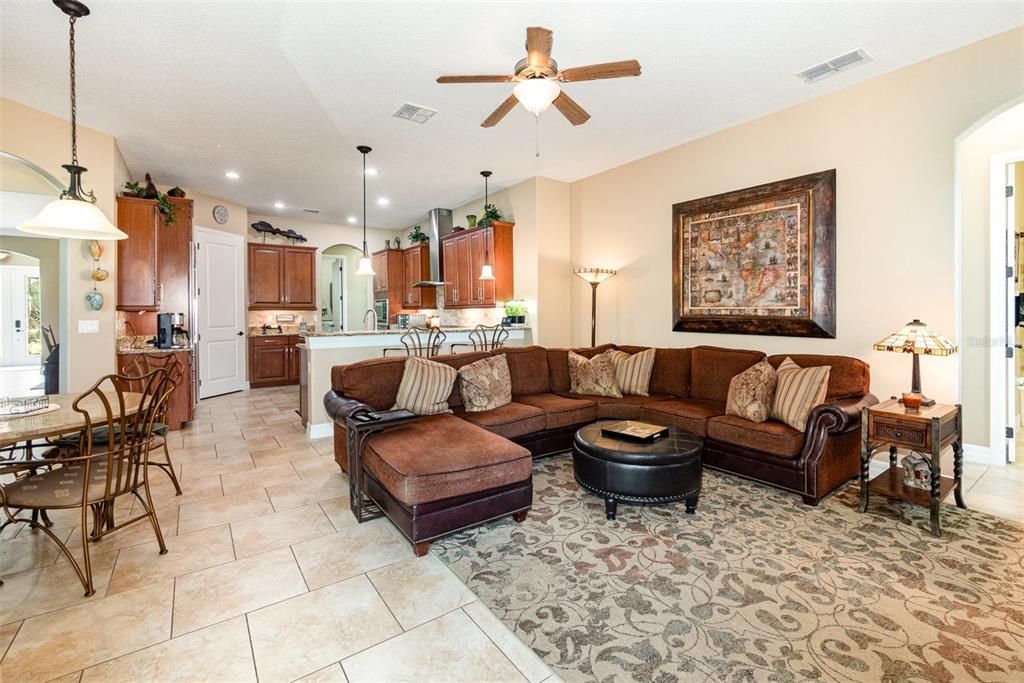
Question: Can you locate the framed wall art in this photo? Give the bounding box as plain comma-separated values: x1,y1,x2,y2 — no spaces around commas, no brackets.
671,169,836,338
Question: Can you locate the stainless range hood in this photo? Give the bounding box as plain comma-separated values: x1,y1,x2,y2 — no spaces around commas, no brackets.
412,208,453,287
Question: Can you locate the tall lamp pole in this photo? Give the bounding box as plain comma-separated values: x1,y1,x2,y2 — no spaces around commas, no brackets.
572,267,617,347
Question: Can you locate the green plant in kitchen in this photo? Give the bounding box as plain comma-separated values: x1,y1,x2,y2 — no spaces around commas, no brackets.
504,300,527,324
408,225,428,243
477,204,502,228
122,177,177,226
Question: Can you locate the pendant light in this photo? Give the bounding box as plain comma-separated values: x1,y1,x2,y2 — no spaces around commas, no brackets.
479,170,495,281
355,145,375,276
18,1,127,241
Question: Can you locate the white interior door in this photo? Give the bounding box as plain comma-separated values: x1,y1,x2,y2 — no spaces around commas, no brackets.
0,266,41,367
196,227,245,398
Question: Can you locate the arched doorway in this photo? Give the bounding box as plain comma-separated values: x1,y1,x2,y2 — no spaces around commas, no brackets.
321,243,373,331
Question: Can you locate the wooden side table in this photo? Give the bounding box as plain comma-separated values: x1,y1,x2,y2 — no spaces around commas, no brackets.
859,399,964,537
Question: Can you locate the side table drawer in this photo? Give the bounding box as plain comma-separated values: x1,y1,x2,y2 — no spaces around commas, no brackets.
870,416,929,449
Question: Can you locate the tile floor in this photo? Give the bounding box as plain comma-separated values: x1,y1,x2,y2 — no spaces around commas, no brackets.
0,386,558,683
2,386,1023,682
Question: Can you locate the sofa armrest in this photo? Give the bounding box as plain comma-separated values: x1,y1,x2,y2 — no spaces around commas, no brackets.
806,394,879,436
323,390,373,425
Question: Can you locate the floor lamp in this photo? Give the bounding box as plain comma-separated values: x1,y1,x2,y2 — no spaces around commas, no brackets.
573,267,616,347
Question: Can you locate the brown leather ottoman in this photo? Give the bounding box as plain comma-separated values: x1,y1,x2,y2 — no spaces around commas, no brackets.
572,421,703,520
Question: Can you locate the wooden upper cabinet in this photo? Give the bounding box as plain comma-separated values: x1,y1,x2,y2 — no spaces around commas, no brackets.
401,244,436,309
157,198,193,316
283,248,315,307
247,243,317,310
371,251,389,293
116,196,160,311
440,222,514,309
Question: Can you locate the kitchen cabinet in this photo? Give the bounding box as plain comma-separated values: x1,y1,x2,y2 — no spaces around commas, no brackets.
249,335,302,387
117,196,194,314
247,244,317,310
372,248,404,323
441,221,514,308
116,350,195,430
401,244,436,309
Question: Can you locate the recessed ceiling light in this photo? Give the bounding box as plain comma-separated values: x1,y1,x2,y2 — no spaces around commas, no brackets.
347,216,357,224
377,197,389,207
273,201,285,209
364,168,378,176
224,171,240,179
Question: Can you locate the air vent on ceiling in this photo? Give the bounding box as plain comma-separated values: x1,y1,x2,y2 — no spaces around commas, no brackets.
796,48,872,84
301,208,320,214
393,103,438,124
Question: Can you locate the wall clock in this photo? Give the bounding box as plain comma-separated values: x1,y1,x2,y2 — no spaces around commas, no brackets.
212,205,229,224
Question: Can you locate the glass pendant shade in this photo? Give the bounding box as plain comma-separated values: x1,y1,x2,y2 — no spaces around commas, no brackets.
356,254,375,276
18,197,127,240
513,78,561,116
479,263,495,281
573,267,617,285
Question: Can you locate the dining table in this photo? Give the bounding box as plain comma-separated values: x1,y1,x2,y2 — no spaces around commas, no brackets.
0,392,143,450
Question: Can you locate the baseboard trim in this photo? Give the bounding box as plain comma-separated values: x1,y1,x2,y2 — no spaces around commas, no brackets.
306,422,333,440
963,442,1003,466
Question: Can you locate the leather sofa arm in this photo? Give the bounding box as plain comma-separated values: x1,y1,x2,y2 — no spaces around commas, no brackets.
323,390,373,425
806,394,879,435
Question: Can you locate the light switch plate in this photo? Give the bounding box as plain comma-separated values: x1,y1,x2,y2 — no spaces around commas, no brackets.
78,320,99,334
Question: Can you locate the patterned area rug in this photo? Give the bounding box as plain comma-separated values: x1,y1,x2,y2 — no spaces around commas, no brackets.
433,455,1024,683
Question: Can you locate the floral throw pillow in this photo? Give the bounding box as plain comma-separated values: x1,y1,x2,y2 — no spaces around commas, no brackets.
725,361,778,423
458,355,512,413
568,350,622,398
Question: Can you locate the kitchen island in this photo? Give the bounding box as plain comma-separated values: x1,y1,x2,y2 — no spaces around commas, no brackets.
299,327,533,438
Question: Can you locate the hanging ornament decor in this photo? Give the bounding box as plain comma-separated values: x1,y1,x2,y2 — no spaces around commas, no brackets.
18,1,127,241
85,239,106,310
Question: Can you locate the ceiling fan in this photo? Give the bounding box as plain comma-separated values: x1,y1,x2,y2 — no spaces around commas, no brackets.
436,26,641,127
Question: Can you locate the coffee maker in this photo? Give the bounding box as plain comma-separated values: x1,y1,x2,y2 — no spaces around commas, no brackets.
156,313,175,349
155,312,190,349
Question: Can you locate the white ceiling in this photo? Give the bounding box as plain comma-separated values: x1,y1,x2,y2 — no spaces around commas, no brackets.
2,1,1020,228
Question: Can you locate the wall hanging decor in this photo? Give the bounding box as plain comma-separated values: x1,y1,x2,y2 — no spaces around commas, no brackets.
85,238,106,310
671,169,836,338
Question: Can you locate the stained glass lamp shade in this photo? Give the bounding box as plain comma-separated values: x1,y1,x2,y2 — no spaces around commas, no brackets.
873,319,957,406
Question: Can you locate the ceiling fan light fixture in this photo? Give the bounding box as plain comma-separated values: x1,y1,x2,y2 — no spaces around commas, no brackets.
513,78,560,116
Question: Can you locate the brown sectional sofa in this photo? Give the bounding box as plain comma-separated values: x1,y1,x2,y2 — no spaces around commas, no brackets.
325,344,877,555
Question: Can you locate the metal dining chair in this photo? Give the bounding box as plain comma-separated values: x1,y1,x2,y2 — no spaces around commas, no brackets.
118,353,185,496
381,327,448,358
449,324,510,354
0,369,171,596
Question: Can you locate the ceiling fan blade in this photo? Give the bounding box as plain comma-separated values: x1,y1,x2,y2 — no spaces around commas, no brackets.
481,95,519,128
552,91,590,126
559,60,642,82
436,75,512,84
525,26,553,68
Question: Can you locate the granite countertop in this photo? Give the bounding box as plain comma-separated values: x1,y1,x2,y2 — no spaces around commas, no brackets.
117,344,194,355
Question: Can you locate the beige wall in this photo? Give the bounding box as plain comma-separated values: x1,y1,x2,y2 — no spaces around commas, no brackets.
958,103,1024,447
1,97,121,391
568,28,1024,449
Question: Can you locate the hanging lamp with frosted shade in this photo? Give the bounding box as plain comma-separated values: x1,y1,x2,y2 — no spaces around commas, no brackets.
18,1,126,241
478,171,496,281
354,145,375,276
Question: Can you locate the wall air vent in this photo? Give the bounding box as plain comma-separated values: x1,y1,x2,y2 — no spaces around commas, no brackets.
301,208,320,214
393,103,438,124
796,48,872,84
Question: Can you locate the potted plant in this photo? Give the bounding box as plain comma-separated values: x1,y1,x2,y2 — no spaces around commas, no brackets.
466,214,477,228
504,300,527,325
477,204,502,228
122,179,177,226
408,225,428,244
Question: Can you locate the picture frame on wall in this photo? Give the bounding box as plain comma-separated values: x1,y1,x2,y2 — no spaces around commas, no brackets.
671,169,837,338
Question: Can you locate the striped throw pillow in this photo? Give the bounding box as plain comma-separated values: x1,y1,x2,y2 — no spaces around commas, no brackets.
607,348,656,396
392,356,457,416
770,357,831,431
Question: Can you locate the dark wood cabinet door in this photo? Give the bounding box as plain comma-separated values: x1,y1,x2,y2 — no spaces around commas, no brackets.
402,247,421,308
283,248,316,307
251,345,289,384
249,245,284,306
442,238,459,306
157,199,193,317
468,229,495,305
456,235,474,306
116,197,159,311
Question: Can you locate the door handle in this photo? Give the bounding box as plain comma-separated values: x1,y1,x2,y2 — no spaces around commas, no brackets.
158,284,164,303
237,331,244,336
